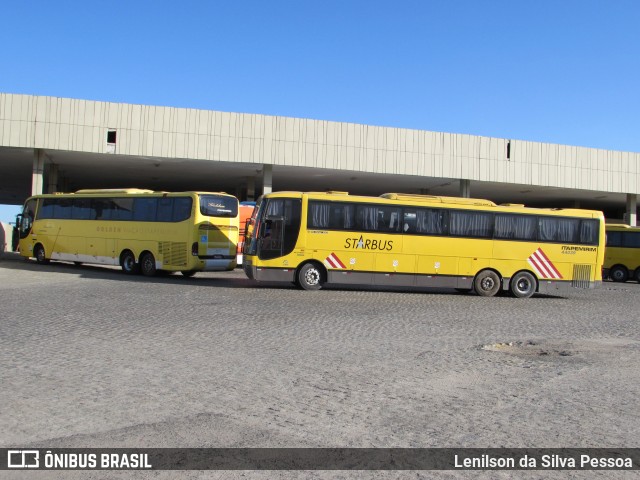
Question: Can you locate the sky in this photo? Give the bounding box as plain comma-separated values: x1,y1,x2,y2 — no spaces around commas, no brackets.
1,0,639,223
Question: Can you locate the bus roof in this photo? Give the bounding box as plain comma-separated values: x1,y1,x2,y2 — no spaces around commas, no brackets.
75,188,155,194
261,191,603,218
605,223,640,230
380,193,496,207
28,189,236,198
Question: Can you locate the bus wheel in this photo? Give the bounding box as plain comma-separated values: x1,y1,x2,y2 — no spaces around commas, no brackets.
610,265,628,283
181,271,196,277
297,262,325,291
140,252,157,277
510,271,537,298
473,270,501,297
635,268,640,283
120,251,140,275
34,244,49,264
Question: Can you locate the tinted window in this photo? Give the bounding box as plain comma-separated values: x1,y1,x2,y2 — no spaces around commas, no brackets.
579,220,599,245
172,197,193,222
355,205,401,233
110,198,134,220
38,199,55,219
623,232,640,248
92,199,113,220
606,231,622,247
200,195,238,218
72,198,94,220
156,198,174,222
494,214,536,240
133,198,158,221
54,199,73,219
539,217,579,243
450,211,493,238
308,201,356,230
416,208,447,235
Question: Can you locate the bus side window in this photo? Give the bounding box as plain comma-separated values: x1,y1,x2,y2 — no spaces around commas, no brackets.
156,198,174,222
403,211,417,233
623,232,640,248
173,197,193,222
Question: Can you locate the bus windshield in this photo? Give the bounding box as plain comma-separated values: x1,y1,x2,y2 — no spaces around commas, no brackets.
200,195,238,218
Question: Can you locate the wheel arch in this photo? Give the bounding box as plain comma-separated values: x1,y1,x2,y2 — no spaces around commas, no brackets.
295,259,328,280
33,242,47,259
473,267,503,282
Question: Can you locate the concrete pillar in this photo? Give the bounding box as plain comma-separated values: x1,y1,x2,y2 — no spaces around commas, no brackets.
262,164,273,195
32,149,45,196
47,164,59,194
459,179,470,198
624,193,637,226
246,176,255,201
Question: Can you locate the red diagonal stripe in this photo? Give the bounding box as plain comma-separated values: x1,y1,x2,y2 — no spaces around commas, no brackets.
535,248,563,279
529,253,552,278
331,253,346,269
325,255,339,269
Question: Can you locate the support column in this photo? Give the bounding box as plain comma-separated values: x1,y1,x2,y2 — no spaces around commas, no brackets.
47,164,59,194
459,179,470,198
246,176,255,201
262,164,273,195
32,149,45,196
624,193,637,226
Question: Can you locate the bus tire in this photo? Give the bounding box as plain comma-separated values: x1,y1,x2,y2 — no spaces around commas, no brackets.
510,271,537,298
609,265,628,283
181,270,196,277
140,252,157,277
34,244,49,264
120,250,139,275
634,268,640,283
297,262,325,291
473,269,501,297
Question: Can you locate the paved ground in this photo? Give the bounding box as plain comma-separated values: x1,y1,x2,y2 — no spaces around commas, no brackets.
1,252,639,479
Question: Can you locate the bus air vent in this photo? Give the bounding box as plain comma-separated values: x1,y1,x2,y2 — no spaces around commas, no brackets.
159,242,188,266
571,264,591,289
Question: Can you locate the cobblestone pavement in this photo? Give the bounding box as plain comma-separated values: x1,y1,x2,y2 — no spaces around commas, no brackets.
1,253,639,479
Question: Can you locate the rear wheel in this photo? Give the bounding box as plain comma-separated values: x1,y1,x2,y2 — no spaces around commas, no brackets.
297,262,325,291
610,265,628,283
634,268,640,283
140,252,157,277
473,269,501,297
510,271,537,298
181,270,196,277
120,251,139,275
34,244,49,264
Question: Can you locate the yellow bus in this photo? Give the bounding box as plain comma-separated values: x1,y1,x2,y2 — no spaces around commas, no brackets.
242,191,605,298
16,189,239,276
604,223,640,282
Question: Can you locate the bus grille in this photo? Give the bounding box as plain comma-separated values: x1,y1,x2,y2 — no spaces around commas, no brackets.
159,242,188,267
571,264,592,289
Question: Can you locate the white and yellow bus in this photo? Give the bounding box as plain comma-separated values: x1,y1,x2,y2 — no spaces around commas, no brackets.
604,223,640,282
16,189,239,276
242,191,605,298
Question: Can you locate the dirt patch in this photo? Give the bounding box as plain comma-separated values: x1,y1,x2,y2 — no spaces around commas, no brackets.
481,340,574,358
481,338,640,359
